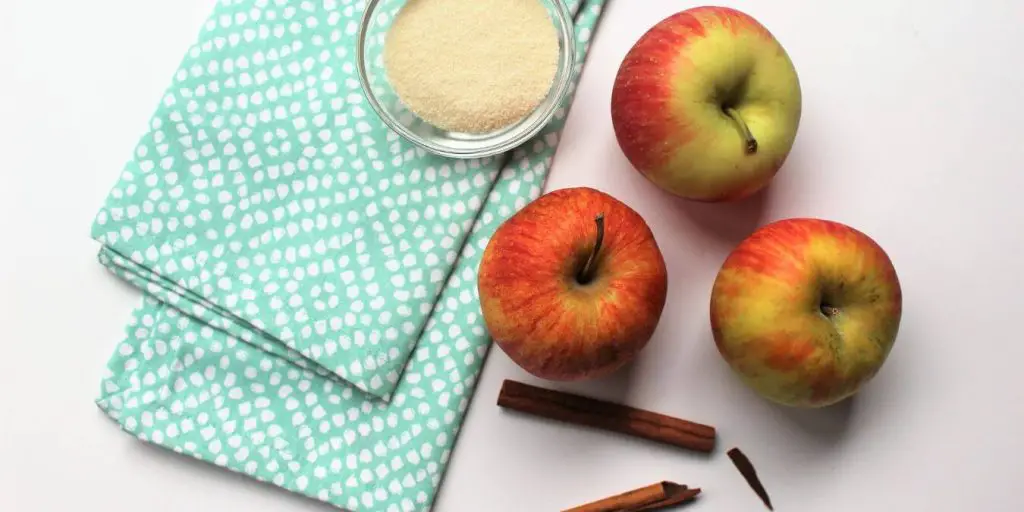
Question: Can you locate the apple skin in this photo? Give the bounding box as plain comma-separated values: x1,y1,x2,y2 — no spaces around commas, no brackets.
710,218,902,407
611,6,802,202
477,187,668,381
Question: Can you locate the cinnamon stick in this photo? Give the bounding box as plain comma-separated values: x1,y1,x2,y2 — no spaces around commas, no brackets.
561,481,700,512
727,447,773,510
631,486,702,511
496,379,716,453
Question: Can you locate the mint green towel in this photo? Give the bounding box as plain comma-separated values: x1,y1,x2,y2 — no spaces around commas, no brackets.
92,0,606,510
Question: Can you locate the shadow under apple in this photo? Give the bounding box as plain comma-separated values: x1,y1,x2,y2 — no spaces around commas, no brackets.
544,353,642,408
669,184,774,251
772,394,856,451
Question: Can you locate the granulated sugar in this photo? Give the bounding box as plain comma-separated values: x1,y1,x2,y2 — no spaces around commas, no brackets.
383,0,559,134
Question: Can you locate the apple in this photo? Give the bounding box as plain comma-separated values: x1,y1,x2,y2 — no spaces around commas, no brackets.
477,187,668,381
710,218,902,407
611,6,802,202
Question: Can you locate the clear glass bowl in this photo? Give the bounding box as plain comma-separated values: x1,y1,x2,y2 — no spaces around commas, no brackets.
356,0,577,159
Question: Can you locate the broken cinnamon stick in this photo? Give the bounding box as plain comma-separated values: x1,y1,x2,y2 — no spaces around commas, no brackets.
496,379,716,453
727,447,773,510
561,481,700,512
631,486,702,511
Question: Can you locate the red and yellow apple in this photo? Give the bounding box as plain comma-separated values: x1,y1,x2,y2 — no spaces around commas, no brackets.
710,218,902,407
611,6,802,202
477,187,668,381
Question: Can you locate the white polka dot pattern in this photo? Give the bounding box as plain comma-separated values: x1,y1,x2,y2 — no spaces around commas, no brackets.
93,0,606,510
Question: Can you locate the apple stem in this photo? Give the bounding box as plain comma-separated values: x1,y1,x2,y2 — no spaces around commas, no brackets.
725,107,758,154
577,213,605,285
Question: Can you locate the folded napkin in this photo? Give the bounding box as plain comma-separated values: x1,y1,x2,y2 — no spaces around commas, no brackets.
92,0,606,510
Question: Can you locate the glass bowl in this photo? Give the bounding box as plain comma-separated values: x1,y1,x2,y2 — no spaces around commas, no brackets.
355,0,577,159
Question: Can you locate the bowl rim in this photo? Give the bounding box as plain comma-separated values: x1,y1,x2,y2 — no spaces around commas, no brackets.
355,0,577,160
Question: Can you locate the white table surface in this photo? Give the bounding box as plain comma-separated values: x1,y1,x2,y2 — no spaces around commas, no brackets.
3,0,1024,510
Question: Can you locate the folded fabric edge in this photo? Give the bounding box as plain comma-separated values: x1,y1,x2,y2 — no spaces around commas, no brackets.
95,244,396,399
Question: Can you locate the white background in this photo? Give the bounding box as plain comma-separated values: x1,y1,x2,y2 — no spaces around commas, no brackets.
3,0,1024,510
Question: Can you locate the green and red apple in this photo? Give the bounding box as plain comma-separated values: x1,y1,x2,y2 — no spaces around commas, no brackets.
710,218,902,407
611,6,802,202
477,187,668,381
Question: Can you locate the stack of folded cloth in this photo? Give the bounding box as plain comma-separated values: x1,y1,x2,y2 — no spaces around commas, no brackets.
90,0,607,510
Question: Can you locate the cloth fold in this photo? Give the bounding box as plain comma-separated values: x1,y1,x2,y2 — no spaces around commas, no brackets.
92,0,606,510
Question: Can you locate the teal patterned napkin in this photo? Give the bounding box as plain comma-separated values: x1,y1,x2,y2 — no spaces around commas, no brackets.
92,0,606,510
